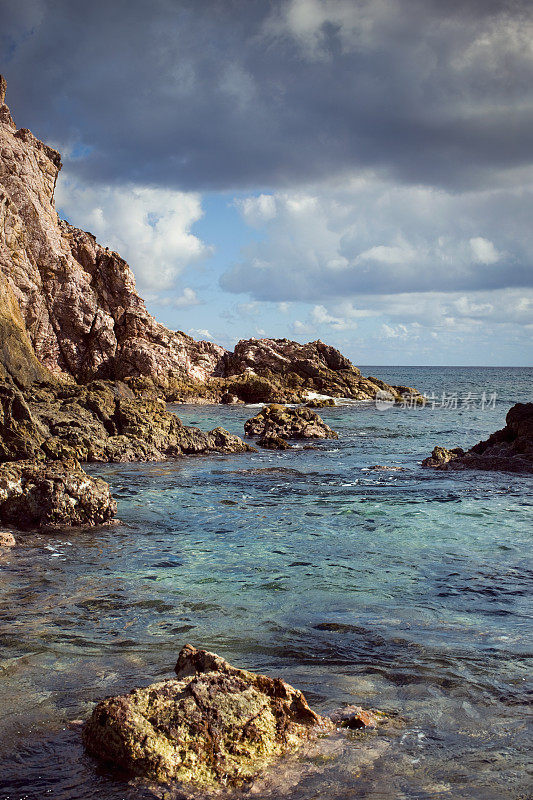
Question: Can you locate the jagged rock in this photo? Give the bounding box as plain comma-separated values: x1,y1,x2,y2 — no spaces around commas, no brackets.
83,644,333,787
220,392,241,404
223,339,419,402
0,77,225,384
0,380,254,463
422,446,465,468
0,458,116,529
257,434,291,450
245,404,338,440
422,403,533,473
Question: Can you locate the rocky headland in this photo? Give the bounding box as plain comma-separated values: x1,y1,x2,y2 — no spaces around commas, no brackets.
423,402,533,473
0,74,422,529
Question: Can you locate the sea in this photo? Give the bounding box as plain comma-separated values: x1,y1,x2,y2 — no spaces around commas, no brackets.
0,366,531,800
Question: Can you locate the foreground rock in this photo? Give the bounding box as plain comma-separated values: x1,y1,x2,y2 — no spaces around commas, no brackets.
422,403,533,473
0,458,116,529
83,645,333,787
245,404,338,440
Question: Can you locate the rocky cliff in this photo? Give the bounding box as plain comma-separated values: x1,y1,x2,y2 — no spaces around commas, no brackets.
0,75,415,406
0,75,224,384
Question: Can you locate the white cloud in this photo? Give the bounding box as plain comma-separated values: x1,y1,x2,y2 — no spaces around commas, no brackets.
470,237,500,264
56,175,211,291
188,328,212,339
156,287,201,308
223,174,533,299
236,194,277,226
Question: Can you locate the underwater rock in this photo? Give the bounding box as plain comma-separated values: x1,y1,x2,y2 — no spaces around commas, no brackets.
423,403,533,473
0,458,116,529
0,530,16,547
83,644,333,787
245,404,338,440
330,705,380,729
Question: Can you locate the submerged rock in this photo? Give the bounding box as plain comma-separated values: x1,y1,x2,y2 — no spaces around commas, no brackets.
245,404,338,440
330,705,381,729
83,644,333,787
0,458,116,529
0,530,16,547
423,403,533,473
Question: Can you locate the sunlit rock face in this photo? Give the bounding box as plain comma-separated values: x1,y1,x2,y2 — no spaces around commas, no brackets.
0,76,225,384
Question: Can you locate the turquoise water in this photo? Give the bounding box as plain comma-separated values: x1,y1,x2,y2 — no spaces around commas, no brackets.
0,367,531,799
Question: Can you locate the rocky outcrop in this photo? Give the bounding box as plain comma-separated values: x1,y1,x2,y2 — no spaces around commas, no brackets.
245,404,338,440
1,379,254,463
0,458,116,529
223,338,419,402
423,403,533,473
83,644,333,787
0,530,16,547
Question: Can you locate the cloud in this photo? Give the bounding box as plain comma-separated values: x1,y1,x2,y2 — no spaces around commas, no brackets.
469,237,500,264
156,287,201,308
188,328,212,339
2,0,532,192
55,175,211,291
221,176,533,300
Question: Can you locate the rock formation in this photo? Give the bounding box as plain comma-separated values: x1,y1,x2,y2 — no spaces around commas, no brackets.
83,644,334,787
0,75,419,405
0,458,116,529
1,379,254,464
423,403,533,473
245,404,338,440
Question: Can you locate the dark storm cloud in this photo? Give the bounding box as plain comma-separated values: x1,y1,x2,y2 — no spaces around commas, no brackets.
1,0,531,192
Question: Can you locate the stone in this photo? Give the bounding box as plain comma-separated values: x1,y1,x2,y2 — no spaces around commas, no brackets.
423,403,533,473
0,530,16,547
245,404,338,440
83,644,333,787
330,705,380,729
0,458,117,530
305,397,336,408
422,446,465,468
257,434,291,450
220,392,241,404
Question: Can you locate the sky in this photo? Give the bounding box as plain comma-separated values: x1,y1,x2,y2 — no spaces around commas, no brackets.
1,0,532,365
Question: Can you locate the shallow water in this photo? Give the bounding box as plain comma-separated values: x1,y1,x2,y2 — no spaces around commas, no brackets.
0,366,531,799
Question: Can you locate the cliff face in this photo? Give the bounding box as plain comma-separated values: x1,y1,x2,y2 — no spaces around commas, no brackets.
0,77,225,383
